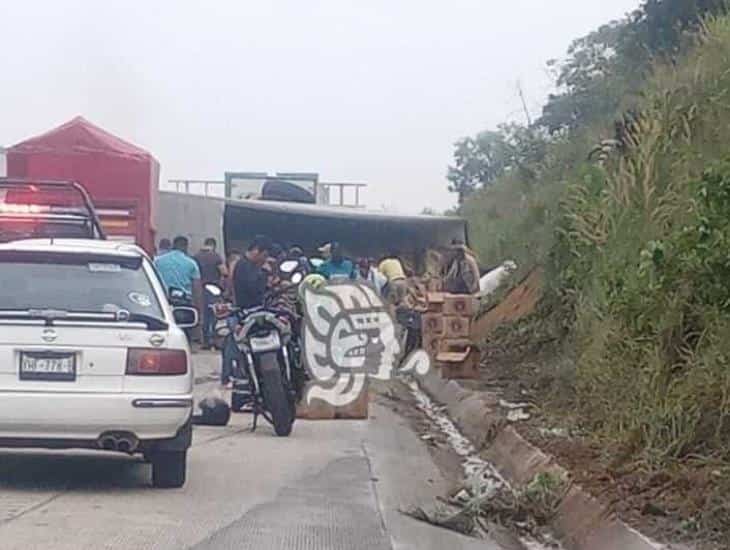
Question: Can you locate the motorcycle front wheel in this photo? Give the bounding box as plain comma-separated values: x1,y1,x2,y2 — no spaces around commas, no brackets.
259,352,294,436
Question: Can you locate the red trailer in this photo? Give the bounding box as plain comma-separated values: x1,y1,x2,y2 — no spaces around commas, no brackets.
6,117,159,254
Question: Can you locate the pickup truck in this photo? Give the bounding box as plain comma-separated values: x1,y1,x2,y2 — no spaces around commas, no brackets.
0,178,106,243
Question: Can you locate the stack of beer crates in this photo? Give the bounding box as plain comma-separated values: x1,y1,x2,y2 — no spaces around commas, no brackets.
296,381,370,420
421,292,480,380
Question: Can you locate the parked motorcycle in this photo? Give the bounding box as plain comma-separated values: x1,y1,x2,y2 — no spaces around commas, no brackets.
205,283,300,436
278,257,321,284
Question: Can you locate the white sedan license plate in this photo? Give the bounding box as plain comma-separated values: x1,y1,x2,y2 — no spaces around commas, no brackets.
20,352,76,382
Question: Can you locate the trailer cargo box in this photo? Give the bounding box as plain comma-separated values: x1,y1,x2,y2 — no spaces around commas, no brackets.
157,191,468,268
221,197,468,263
6,117,159,254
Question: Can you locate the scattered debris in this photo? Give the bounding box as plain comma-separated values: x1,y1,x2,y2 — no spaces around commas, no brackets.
452,488,471,503
406,378,564,548
507,409,531,422
499,399,531,410
537,427,569,438
403,504,478,536
406,379,505,492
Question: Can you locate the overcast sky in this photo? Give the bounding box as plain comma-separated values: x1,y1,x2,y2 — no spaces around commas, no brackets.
0,1,639,213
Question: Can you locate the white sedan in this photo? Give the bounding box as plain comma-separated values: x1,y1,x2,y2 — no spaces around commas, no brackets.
0,239,196,488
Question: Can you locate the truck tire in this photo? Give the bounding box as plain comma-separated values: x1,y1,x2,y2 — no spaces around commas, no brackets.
259,352,294,437
151,450,187,488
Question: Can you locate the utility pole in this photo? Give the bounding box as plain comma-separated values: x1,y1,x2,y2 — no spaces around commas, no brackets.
517,80,532,127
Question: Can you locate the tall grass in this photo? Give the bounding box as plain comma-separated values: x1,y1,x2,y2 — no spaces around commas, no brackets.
467,14,730,466
462,130,599,280
564,16,730,463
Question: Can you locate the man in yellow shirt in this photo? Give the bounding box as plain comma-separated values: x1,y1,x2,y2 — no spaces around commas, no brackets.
378,252,407,306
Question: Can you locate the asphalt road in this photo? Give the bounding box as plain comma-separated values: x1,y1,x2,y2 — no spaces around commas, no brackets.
0,352,506,550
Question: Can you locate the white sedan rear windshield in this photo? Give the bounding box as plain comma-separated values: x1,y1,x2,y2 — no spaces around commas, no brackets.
0,252,163,318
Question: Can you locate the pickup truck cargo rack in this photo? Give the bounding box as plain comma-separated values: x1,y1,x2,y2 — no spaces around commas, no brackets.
0,178,106,242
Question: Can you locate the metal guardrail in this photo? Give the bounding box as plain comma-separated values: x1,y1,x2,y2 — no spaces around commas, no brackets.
168,179,225,197
319,182,367,208
167,178,367,207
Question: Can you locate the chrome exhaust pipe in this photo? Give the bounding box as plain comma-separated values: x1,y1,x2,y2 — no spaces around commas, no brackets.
116,436,138,454
99,435,117,451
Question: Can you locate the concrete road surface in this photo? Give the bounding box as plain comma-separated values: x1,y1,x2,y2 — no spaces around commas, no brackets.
0,353,506,550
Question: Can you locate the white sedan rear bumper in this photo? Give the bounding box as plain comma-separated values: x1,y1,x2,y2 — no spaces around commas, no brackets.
0,391,193,442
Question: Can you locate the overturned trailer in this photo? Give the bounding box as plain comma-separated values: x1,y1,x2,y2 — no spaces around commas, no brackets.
158,191,467,267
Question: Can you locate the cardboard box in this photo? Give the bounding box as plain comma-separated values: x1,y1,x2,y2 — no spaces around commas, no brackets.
440,358,480,380
426,292,445,313
296,380,370,420
437,347,480,380
421,313,444,334
439,338,473,353
443,315,471,339
443,294,478,317
334,381,370,419
296,397,336,420
423,333,442,360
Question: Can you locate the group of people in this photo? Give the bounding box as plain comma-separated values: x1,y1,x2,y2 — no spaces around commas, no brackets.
153,235,230,349
152,235,412,346
154,234,284,347
152,234,479,352
312,239,481,299
311,241,408,306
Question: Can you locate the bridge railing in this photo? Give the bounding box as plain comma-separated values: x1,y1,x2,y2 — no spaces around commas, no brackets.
166,178,367,207
167,179,225,197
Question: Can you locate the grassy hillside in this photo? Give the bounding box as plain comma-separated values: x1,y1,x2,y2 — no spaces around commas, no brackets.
464,13,730,513
564,17,730,462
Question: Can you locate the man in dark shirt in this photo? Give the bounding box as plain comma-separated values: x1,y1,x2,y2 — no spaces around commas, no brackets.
194,238,228,349
233,235,272,309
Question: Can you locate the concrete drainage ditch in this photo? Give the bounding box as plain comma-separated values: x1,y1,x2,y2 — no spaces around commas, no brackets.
406,378,563,550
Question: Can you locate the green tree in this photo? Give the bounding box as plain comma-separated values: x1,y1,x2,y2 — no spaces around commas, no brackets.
447,124,548,203
537,0,727,134
447,131,511,204
498,123,549,179
538,20,643,133
637,0,727,55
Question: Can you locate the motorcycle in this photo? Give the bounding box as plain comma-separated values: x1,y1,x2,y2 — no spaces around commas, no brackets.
274,259,311,398
205,283,301,437
278,256,323,284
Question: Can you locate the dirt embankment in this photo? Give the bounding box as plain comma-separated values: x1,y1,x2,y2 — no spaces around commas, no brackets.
468,272,727,549
471,268,543,342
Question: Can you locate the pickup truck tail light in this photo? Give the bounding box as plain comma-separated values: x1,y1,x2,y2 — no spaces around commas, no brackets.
126,349,188,375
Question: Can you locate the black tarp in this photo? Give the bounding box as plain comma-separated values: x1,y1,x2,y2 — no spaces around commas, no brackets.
261,179,315,203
